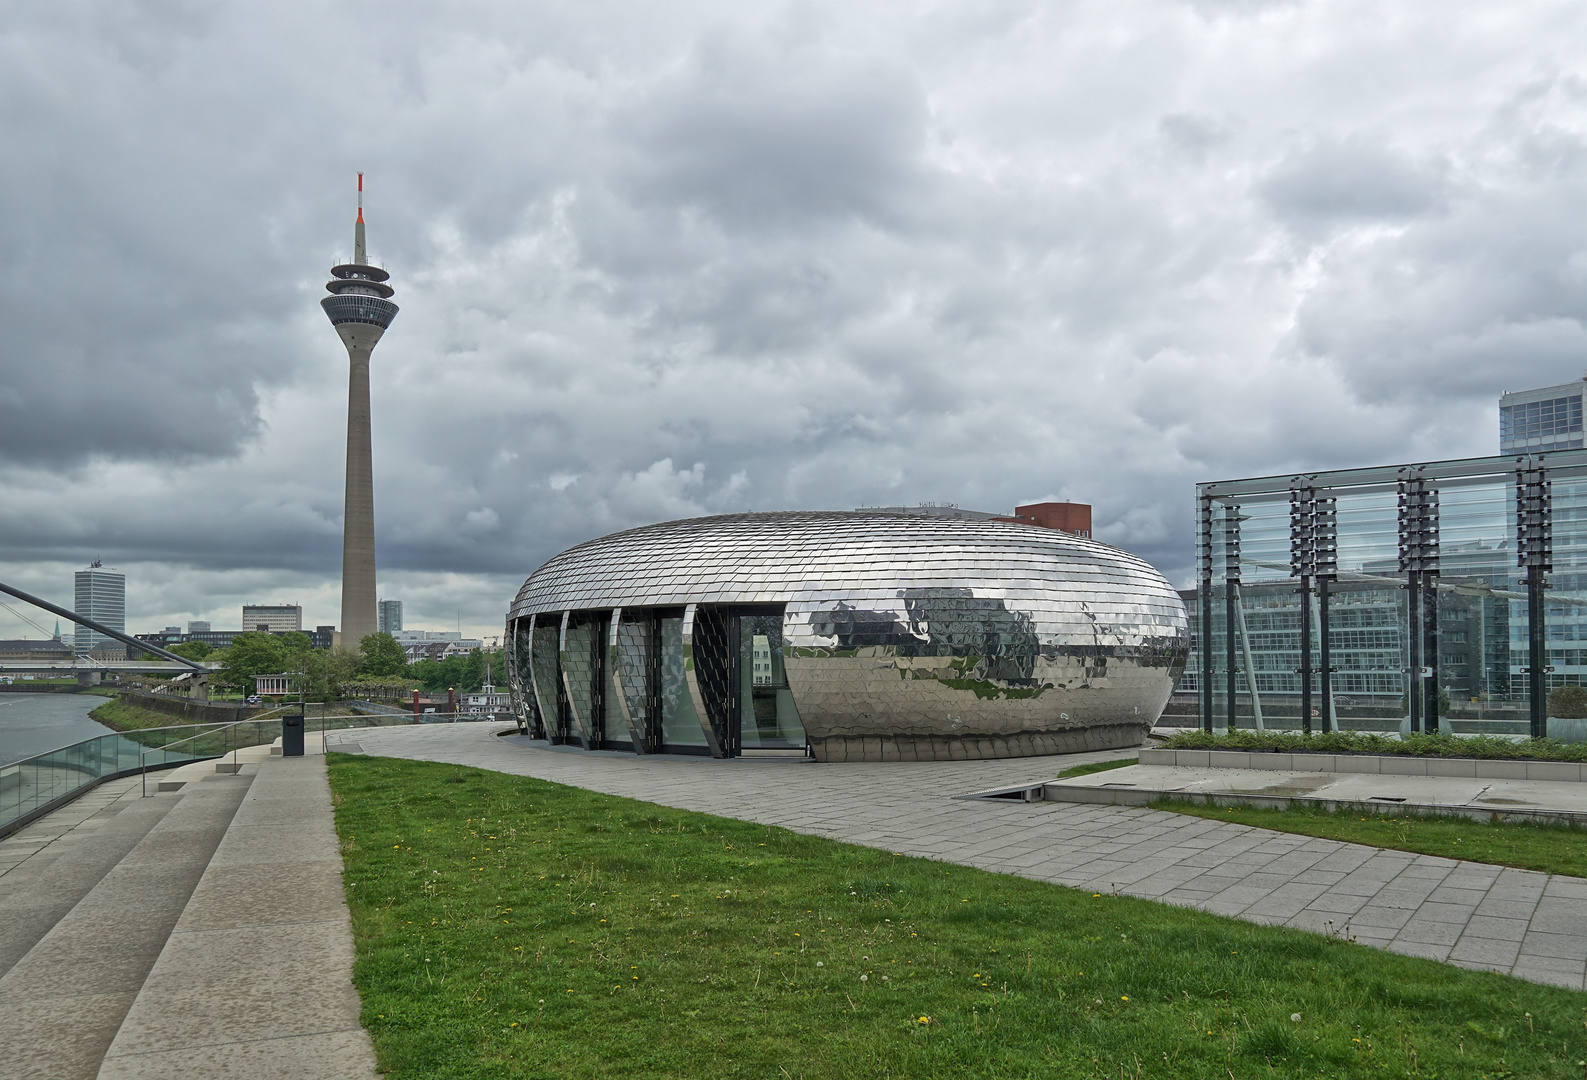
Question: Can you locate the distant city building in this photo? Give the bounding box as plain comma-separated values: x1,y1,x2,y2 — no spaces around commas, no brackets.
459,684,511,717
74,562,126,660
255,673,292,696
378,599,403,635
185,630,239,649
393,630,463,643
187,620,210,633
1500,377,1585,454
242,604,302,634
0,637,74,663
404,638,484,663
133,623,335,659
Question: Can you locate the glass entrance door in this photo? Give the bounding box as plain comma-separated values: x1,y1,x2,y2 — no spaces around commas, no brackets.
737,610,805,750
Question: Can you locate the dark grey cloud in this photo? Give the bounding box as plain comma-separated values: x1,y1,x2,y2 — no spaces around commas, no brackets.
3,1,1587,638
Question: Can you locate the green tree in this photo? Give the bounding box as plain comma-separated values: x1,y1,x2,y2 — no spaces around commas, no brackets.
216,632,292,694
408,648,504,692
167,640,213,661
359,632,409,677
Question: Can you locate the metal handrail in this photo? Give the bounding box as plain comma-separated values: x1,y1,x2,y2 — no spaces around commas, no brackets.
140,719,261,796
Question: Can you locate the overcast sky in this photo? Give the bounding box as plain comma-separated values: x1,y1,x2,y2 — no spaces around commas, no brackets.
1,1,1582,640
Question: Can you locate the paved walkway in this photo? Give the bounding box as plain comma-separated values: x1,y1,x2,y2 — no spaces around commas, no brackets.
346,723,1587,991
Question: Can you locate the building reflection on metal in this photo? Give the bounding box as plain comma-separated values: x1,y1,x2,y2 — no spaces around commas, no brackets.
505,512,1187,762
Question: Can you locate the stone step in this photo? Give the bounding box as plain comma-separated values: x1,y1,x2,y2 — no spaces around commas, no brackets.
0,772,253,1080
96,755,378,1079
0,785,180,980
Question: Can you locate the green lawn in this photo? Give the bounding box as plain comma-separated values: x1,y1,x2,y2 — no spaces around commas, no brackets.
89,698,184,731
1055,757,1136,779
1156,799,1587,879
327,754,1587,1079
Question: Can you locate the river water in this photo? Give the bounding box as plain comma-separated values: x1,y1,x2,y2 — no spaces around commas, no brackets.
0,693,115,766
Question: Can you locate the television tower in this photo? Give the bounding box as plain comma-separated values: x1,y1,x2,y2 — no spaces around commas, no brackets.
322,174,398,647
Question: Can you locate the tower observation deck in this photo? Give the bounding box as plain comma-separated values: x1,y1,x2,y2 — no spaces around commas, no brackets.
322,174,398,646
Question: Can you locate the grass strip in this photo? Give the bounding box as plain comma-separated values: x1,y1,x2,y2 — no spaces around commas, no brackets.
1162,728,1587,762
1154,799,1587,879
328,753,1587,1079
88,698,183,731
1055,757,1136,779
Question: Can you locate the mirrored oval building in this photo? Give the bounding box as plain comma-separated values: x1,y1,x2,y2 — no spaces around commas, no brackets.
505,512,1187,762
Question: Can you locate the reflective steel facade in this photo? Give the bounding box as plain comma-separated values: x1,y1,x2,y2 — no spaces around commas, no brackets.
505,512,1187,761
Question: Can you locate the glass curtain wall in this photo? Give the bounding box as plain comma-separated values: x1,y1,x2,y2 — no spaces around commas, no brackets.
1193,451,1587,737
562,614,607,749
511,618,542,735
530,619,566,743
613,611,655,752
660,615,706,751
738,609,805,750
691,606,739,755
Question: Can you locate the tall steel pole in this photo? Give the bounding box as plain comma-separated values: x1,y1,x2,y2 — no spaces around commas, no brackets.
1517,464,1551,740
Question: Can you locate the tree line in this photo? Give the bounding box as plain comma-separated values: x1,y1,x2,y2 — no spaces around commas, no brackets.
156,632,505,700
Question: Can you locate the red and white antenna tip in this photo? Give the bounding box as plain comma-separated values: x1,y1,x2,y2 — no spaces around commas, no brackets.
356,172,364,223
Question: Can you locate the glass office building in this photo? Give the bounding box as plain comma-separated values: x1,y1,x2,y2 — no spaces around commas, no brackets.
1501,380,1585,454
505,512,1187,761
1183,449,1587,737
73,563,126,660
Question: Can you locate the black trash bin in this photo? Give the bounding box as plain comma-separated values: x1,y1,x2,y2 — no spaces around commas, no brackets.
282,709,305,757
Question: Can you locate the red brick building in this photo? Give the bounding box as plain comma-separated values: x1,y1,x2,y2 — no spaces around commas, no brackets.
1000,501,1092,538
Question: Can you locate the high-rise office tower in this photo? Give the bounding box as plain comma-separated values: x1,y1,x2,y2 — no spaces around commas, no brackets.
1500,377,1585,454
377,599,403,635
322,174,399,646
74,561,126,659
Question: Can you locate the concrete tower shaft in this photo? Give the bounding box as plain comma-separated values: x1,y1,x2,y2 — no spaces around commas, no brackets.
322,173,399,647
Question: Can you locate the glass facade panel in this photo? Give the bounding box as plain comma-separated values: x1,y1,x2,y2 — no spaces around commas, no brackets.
530,621,563,742
614,611,653,751
691,606,737,753
511,619,541,734
1186,450,1587,737
738,612,805,749
1500,395,1584,454
660,616,705,747
562,616,603,747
